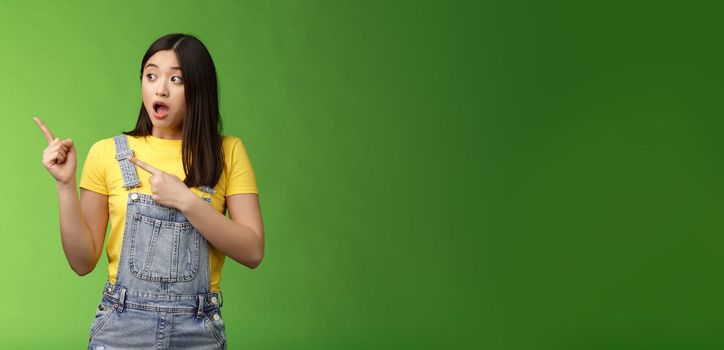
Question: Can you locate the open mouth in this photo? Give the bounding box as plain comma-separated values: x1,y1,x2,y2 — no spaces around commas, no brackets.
152,101,170,118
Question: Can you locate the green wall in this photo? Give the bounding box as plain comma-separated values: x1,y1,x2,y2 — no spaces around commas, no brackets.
1,0,720,349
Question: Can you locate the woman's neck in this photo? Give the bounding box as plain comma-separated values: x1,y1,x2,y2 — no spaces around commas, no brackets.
152,126,182,140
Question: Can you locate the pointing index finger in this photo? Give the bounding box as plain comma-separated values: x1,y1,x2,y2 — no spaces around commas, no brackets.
33,117,55,143
128,156,161,175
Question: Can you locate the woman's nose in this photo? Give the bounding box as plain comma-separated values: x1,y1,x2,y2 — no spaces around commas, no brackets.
155,82,169,97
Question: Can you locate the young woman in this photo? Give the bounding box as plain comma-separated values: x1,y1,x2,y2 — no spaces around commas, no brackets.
34,33,264,349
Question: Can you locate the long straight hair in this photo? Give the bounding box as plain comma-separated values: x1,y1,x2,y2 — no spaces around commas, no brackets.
124,33,224,189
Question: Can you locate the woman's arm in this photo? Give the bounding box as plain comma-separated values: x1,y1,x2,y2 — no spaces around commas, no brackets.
180,193,264,269
57,184,109,275
35,117,109,276
128,156,264,269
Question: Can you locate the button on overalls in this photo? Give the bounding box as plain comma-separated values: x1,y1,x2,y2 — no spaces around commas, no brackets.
87,134,227,349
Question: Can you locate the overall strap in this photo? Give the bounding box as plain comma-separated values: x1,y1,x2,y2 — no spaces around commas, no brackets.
113,134,141,189
199,185,216,203
199,185,216,195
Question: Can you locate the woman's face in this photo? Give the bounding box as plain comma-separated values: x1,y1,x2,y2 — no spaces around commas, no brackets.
141,50,186,138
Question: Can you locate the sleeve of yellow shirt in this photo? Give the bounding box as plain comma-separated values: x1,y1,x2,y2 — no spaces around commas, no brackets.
225,136,259,196
79,138,109,195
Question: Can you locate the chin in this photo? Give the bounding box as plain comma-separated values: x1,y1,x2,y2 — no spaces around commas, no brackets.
153,118,181,129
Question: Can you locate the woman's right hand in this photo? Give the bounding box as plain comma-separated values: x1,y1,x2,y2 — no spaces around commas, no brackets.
34,116,77,186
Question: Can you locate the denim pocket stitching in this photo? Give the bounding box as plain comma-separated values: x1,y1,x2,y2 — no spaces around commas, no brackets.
202,311,226,346
129,212,201,282
89,300,116,340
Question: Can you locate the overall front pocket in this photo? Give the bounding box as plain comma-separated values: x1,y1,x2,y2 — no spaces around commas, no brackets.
129,212,202,282
203,307,227,347
89,297,116,341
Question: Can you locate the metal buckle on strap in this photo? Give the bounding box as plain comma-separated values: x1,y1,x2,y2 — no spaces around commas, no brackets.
199,185,216,195
115,149,135,160
199,185,215,204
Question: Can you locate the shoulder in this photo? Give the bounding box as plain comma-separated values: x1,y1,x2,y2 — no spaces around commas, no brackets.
93,136,115,145
221,135,254,166
81,136,117,175
222,135,244,149
87,136,117,156
221,135,250,156
86,135,136,163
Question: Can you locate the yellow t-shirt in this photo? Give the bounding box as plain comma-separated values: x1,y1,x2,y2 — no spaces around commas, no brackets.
79,134,259,292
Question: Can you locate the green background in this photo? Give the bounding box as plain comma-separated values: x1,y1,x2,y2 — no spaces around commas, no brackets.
0,0,720,349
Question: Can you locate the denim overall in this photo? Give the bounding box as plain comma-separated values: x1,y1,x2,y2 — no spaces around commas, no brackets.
87,134,227,349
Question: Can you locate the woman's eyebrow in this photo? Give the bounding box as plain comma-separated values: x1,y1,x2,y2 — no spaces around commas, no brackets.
144,63,182,71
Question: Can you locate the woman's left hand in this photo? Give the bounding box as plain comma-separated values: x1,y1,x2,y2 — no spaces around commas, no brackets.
128,156,198,210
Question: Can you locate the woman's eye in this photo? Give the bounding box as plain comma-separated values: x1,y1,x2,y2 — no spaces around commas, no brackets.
171,76,183,84
146,73,156,81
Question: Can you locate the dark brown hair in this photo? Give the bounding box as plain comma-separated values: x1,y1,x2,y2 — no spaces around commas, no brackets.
124,33,223,189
